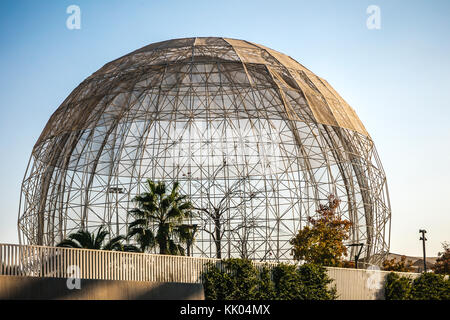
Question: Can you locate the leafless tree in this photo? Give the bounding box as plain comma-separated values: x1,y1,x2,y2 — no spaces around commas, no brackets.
231,215,261,259
191,159,258,259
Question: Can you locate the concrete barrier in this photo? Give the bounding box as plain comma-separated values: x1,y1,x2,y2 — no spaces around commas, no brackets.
0,275,205,300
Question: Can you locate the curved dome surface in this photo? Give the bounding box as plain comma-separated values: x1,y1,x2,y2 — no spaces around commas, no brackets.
19,37,391,263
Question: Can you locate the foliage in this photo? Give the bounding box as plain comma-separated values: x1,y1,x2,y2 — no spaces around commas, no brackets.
271,263,303,300
433,242,450,275
127,180,194,255
297,263,337,299
202,262,233,300
202,259,252,300
202,259,337,300
56,226,128,251
410,272,450,300
382,255,414,272
175,224,198,256
257,265,276,299
272,263,336,300
341,260,356,268
384,272,413,300
202,259,261,300
225,259,261,299
385,271,450,300
290,195,352,267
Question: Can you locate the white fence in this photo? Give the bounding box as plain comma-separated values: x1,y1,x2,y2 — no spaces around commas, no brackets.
0,243,276,283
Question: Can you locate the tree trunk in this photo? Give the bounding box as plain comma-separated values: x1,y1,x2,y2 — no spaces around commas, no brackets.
159,241,167,254
187,241,191,257
214,213,222,259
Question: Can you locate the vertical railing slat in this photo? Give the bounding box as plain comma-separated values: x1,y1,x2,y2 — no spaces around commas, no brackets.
11,245,14,276
105,251,108,280
113,252,116,280
7,245,10,275
53,247,57,278
107,251,110,280
13,245,16,276
77,249,80,279
0,244,3,275
117,252,120,281
102,251,105,280
87,250,90,279
100,251,103,280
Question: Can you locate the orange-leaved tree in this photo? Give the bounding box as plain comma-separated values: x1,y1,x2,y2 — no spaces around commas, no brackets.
290,195,352,267
433,242,450,275
382,255,414,272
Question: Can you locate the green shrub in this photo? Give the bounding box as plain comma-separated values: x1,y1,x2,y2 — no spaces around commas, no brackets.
202,259,337,300
385,271,450,300
257,265,276,299
202,259,261,300
202,262,230,300
272,263,304,299
410,272,450,300
297,263,337,300
384,272,412,300
223,259,260,300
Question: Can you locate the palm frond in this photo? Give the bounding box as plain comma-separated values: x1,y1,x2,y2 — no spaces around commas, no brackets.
128,218,148,229
140,229,156,252
56,239,82,248
127,179,194,256
102,235,124,251
94,226,110,249
68,230,94,249
122,244,142,252
127,227,145,240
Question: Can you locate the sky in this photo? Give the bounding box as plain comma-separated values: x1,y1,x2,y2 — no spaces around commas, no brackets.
0,0,449,257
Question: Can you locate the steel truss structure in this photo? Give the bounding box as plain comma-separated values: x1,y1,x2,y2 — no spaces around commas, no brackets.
18,37,391,264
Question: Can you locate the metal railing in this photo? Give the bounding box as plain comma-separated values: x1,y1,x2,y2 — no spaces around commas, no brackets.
0,243,278,283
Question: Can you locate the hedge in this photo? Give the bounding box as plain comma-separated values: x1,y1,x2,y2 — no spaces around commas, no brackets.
385,271,450,300
202,258,337,300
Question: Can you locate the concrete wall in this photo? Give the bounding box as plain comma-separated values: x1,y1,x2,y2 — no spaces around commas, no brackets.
326,267,419,300
0,275,204,300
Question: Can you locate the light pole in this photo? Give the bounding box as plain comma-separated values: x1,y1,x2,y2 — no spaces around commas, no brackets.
108,187,125,235
347,243,364,269
419,229,427,272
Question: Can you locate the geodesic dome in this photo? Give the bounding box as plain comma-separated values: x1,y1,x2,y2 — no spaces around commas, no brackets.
18,37,391,263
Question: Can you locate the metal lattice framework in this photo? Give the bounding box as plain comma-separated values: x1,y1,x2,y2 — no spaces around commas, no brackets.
18,37,391,264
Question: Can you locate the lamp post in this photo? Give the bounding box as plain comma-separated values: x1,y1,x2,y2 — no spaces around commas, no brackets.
419,229,427,272
108,187,125,235
347,243,364,269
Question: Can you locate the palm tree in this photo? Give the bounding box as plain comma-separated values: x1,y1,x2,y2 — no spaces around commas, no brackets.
176,224,198,256
127,180,193,255
57,226,130,251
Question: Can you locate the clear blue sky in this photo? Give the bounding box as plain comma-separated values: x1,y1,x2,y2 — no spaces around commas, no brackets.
0,0,449,257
